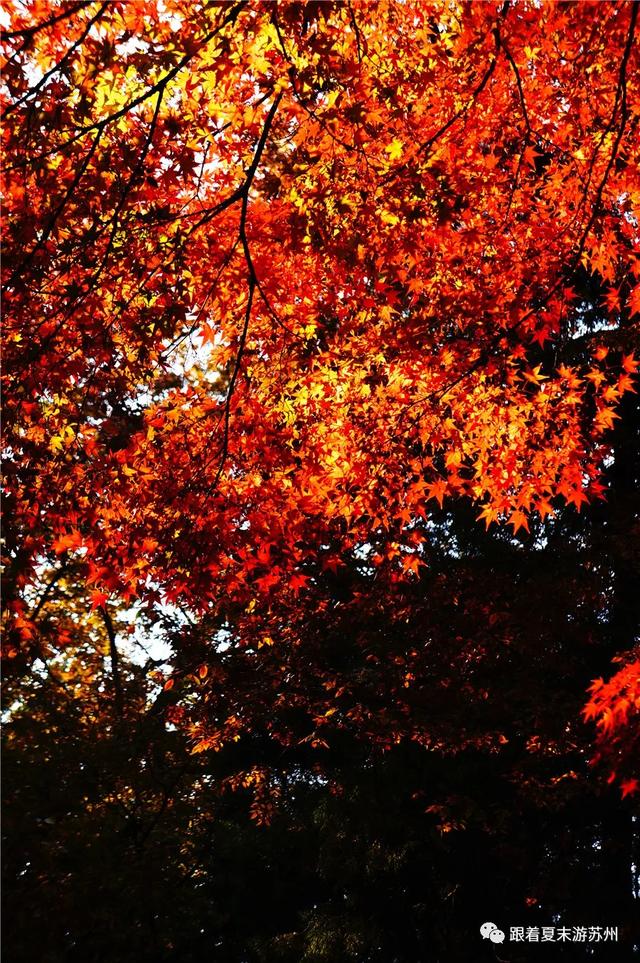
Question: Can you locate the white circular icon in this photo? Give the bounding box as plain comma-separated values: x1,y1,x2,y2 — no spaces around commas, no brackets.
490,928,506,943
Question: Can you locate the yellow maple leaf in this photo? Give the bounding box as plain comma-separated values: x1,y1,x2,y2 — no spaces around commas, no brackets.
385,138,403,161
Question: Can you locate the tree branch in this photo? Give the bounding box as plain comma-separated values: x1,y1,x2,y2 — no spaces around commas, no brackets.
99,605,124,719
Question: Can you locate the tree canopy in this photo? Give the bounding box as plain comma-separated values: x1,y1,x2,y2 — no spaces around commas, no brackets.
2,1,639,960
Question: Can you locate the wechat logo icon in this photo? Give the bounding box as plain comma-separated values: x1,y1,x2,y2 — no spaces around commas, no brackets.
480,922,506,944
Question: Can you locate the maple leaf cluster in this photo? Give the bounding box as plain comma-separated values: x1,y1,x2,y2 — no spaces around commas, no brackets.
584,651,640,798
2,0,639,803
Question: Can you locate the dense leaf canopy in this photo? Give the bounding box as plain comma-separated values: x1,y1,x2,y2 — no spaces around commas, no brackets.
2,1,639,959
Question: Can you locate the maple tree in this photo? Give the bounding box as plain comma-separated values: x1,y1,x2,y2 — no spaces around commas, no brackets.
4,456,639,960
2,1,640,957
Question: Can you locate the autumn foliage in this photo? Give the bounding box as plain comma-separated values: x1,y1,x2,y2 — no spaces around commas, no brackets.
2,1,640,957
584,650,640,798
